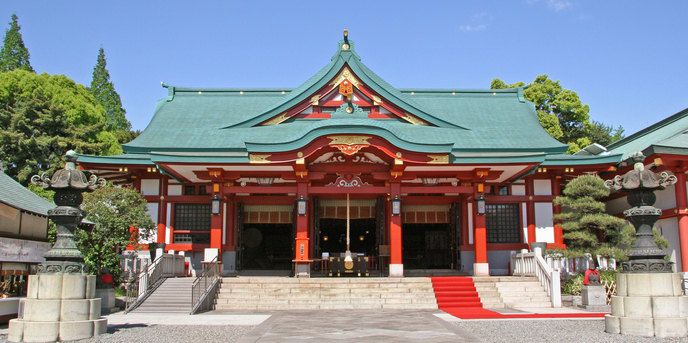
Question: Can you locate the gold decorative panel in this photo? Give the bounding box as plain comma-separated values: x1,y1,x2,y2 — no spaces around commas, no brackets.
427,154,449,164
249,154,272,164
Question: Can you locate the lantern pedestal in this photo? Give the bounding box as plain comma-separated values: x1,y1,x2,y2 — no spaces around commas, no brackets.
605,273,688,338
8,275,107,342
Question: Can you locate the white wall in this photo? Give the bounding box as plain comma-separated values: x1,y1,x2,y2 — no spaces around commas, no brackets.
656,218,680,272
168,185,182,196
512,185,526,196
655,185,677,210
534,180,552,196
534,203,555,243
140,179,160,196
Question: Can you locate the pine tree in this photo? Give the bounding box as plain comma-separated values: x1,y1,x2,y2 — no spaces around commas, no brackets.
89,47,130,131
0,14,33,72
552,175,627,259
552,174,669,262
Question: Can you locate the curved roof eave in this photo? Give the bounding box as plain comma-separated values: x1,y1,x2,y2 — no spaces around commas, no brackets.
244,123,454,154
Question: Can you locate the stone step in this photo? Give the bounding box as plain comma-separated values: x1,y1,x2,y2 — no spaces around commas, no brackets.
504,301,553,308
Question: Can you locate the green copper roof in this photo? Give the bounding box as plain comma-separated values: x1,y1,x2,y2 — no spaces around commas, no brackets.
606,107,688,160
113,37,570,161
0,169,54,216
541,153,622,166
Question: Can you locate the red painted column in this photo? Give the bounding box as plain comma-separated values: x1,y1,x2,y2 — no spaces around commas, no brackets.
389,182,403,276
210,183,223,261
473,185,489,276
552,177,565,247
294,182,310,277
474,215,487,264
675,173,688,272
526,177,537,247
157,177,168,244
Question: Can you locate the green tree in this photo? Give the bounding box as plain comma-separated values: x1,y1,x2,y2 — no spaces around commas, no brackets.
89,47,131,132
552,174,668,262
552,175,628,258
0,14,33,72
0,88,104,184
0,69,124,184
491,75,624,153
78,184,155,284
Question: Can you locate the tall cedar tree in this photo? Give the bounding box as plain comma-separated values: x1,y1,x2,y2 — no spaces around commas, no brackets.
491,76,624,154
89,48,131,132
552,175,629,259
0,89,103,184
79,184,155,284
0,14,33,72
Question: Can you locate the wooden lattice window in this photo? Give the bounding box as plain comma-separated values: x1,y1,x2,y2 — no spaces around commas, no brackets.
485,203,520,243
174,204,211,231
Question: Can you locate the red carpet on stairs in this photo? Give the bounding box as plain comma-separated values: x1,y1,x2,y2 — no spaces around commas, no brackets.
430,276,608,320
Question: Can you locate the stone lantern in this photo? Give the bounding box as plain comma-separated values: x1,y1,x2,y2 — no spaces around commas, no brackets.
8,151,108,342
604,151,686,338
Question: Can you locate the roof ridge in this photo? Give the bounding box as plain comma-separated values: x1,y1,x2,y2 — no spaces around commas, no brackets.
607,106,688,151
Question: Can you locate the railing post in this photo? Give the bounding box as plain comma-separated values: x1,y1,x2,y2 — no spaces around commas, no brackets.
551,270,561,307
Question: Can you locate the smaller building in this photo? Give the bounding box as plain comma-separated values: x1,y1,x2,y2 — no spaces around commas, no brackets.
0,163,52,322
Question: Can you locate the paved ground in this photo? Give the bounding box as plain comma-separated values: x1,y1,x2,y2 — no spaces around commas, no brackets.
2,308,687,342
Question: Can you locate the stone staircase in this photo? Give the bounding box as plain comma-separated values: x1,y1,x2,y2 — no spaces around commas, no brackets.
473,276,552,308
131,277,194,313
215,277,438,310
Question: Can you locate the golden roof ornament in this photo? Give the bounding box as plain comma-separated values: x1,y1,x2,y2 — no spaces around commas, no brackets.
342,29,350,51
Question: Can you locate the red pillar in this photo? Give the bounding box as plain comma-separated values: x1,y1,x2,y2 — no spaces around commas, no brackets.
157,177,168,244
473,185,489,276
526,177,537,247
389,182,403,276
294,182,310,277
675,173,688,272
552,177,565,247
210,184,223,260
474,215,487,264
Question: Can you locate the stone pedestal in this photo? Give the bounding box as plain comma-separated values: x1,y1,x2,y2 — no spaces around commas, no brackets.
389,264,404,277
8,274,107,342
578,285,611,312
95,288,119,315
473,263,489,276
605,273,688,338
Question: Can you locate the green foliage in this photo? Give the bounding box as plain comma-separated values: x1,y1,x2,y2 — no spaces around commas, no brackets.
0,69,106,126
561,269,618,295
0,70,129,184
88,48,131,132
491,75,625,153
553,175,628,258
0,14,32,72
0,88,105,185
78,184,156,284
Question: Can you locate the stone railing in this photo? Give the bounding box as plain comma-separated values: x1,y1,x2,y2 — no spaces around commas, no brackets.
511,248,561,307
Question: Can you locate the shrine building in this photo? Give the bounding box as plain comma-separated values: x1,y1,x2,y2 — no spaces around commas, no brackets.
79,31,653,277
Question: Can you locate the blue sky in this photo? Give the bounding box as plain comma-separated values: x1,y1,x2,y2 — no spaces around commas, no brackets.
2,1,687,138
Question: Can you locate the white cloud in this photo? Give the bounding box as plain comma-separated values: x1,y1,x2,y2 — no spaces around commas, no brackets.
548,0,572,12
460,24,486,32
527,0,573,12
459,12,491,32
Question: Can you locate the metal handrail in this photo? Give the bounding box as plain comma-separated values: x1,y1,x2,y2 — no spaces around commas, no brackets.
511,249,561,307
125,255,163,313
191,256,221,314
124,253,186,313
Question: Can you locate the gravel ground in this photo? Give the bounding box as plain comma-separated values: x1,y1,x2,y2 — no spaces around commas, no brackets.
0,325,255,343
454,320,688,343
